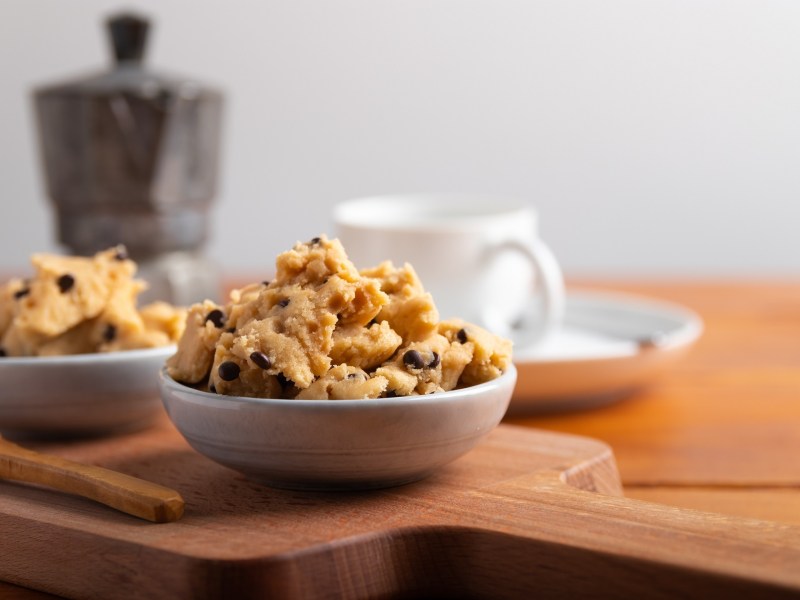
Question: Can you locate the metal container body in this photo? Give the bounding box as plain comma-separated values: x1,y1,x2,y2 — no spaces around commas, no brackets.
34,70,223,257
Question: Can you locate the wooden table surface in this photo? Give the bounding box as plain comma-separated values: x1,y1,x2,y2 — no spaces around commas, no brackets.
2,280,799,598
507,280,800,526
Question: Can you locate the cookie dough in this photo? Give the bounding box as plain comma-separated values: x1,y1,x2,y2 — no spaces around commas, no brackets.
0,247,186,357
360,262,438,342
167,235,512,400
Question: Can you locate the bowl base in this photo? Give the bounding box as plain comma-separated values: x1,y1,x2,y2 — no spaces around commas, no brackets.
245,470,435,492
0,414,160,442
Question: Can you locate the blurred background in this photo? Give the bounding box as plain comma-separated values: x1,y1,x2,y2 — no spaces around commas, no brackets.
1,0,799,277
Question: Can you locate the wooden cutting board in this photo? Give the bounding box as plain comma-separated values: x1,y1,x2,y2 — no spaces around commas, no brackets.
1,417,799,599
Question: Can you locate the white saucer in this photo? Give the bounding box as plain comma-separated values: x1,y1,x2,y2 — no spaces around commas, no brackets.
509,289,703,413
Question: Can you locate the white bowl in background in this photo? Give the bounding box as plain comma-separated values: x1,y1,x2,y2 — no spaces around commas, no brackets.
0,346,175,438
159,365,516,490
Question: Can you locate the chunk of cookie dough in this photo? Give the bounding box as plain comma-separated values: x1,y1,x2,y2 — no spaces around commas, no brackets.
36,317,106,357
0,279,40,354
100,286,185,352
0,247,185,357
330,321,402,371
439,319,512,386
0,278,26,337
296,364,388,400
166,300,227,385
208,334,285,398
275,236,361,287
274,237,388,326
139,301,188,343
375,333,473,396
216,287,339,390
15,247,136,338
360,262,438,341
94,278,149,351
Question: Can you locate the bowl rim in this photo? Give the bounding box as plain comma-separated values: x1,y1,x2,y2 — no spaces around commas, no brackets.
0,344,176,366
159,363,517,410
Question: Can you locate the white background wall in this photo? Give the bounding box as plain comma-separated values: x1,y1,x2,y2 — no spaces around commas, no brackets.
1,0,799,276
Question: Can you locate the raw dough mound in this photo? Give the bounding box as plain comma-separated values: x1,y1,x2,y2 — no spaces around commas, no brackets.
0,247,185,357
167,235,512,399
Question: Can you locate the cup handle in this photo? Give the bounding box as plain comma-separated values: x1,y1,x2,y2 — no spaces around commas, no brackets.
481,238,565,348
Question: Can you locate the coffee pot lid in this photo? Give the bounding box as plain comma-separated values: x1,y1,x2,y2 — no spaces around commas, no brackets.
36,12,214,99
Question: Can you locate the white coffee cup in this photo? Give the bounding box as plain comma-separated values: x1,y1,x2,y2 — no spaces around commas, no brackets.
333,194,565,348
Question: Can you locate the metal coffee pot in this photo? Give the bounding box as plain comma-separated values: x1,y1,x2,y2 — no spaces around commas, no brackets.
33,12,223,304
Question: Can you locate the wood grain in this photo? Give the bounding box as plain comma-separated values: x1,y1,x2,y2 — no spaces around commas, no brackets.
625,487,800,525
0,437,184,523
0,417,799,599
0,582,61,599
507,281,800,522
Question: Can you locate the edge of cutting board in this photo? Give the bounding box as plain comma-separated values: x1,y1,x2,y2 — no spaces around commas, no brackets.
0,420,798,599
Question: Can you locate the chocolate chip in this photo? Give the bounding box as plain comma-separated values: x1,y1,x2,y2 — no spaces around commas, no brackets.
403,349,425,370
310,237,321,245
209,384,216,394
277,298,290,308
0,348,6,357
428,352,441,368
218,361,240,381
13,288,30,300
57,274,75,293
456,328,468,344
250,351,271,370
113,247,129,261
103,324,117,342
262,280,271,286
205,309,225,328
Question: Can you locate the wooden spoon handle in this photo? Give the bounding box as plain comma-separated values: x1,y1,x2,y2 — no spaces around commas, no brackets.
0,438,184,523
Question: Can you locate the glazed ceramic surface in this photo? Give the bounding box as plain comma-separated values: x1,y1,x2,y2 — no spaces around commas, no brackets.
0,346,175,437
159,365,517,490
335,194,564,346
511,289,702,412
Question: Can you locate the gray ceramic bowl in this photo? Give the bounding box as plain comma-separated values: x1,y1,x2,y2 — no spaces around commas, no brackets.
159,365,516,490
0,346,175,438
